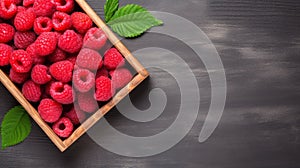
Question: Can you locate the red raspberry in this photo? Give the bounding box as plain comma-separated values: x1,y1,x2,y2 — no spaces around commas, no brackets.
64,106,86,125
0,43,12,66
34,32,58,56
71,12,92,34
96,67,109,78
23,0,34,7
76,48,102,70
33,0,55,17
9,68,29,84
104,48,125,70
38,98,62,123
52,0,74,13
73,68,95,93
49,60,73,83
52,117,73,138
14,31,36,49
52,11,71,32
34,17,53,35
31,64,51,85
0,0,17,19
0,23,15,43
48,48,66,63
22,80,41,102
14,9,36,31
77,92,98,113
26,44,45,64
17,6,26,13
58,30,82,53
83,27,107,50
95,76,115,101
50,81,74,104
10,50,33,73
110,68,133,89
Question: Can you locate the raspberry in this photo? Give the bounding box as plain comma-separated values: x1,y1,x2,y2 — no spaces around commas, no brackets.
14,9,36,31
73,68,95,93
50,82,74,104
0,23,15,43
52,11,71,32
48,48,66,63
17,6,26,13
31,64,51,84
49,60,73,83
0,0,17,19
33,0,55,17
38,98,62,123
95,76,115,101
58,30,82,53
34,17,53,35
14,31,36,49
34,32,58,56
26,44,45,64
23,0,34,7
52,117,73,138
0,43,12,66
96,67,109,78
52,0,74,13
83,27,107,50
76,48,102,70
64,106,86,125
9,69,29,84
104,48,125,70
10,50,33,73
71,12,92,34
22,80,41,102
77,92,98,113
110,68,133,89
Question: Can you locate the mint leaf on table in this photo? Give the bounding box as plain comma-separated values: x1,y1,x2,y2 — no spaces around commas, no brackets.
106,4,163,38
1,106,31,149
104,0,119,22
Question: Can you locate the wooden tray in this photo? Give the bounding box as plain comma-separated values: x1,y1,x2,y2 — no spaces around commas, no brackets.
0,0,149,152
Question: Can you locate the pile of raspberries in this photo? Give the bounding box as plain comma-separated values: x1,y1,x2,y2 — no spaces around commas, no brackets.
0,0,133,138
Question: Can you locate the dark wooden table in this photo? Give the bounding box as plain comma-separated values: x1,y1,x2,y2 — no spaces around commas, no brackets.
1,0,300,167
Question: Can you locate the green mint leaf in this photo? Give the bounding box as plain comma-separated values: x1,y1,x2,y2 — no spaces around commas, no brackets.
104,0,119,22
1,106,31,149
107,4,163,38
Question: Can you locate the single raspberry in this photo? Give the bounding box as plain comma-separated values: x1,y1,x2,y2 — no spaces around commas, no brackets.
76,48,102,70
14,9,36,31
22,80,41,102
0,0,17,19
0,43,12,66
58,30,82,53
96,67,109,78
17,6,26,13
52,117,73,138
77,92,98,113
104,48,125,70
95,76,115,101
34,17,53,35
52,0,74,13
49,60,73,83
34,32,58,56
83,27,107,50
0,23,15,43
110,68,133,89
33,0,55,17
38,98,62,123
26,44,45,64
31,64,51,85
14,31,36,49
10,50,33,73
52,11,71,32
9,68,29,84
71,12,92,34
23,0,34,7
50,82,74,104
48,48,66,63
73,68,95,93
64,106,86,125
